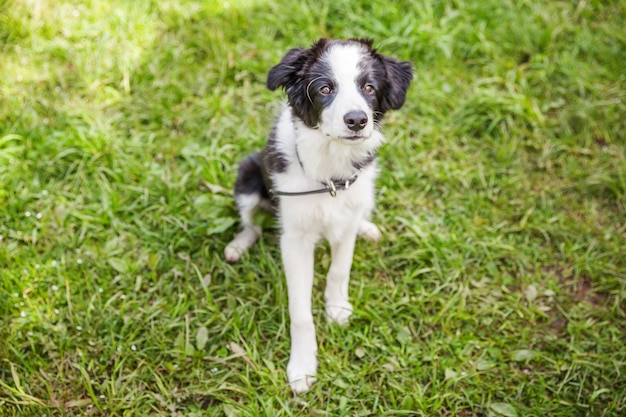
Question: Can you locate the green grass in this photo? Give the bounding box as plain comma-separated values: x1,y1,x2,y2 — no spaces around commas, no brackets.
1,0,625,415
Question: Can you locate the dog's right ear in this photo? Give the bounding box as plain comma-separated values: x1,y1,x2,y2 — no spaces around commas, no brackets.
267,47,311,91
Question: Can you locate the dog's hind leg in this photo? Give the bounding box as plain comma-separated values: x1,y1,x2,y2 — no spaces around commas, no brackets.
224,193,262,262
224,154,268,263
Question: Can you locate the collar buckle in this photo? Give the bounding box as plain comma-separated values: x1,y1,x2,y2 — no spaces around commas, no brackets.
327,181,337,197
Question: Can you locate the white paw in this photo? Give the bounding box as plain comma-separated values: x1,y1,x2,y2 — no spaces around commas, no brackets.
325,302,353,325
288,374,317,394
358,221,381,242
224,226,261,263
287,358,318,394
224,244,242,263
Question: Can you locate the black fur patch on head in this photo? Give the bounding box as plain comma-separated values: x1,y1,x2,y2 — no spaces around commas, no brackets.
346,38,413,114
267,39,413,128
377,55,413,113
267,39,333,127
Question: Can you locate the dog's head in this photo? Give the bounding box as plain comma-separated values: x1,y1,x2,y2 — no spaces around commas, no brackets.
267,38,413,142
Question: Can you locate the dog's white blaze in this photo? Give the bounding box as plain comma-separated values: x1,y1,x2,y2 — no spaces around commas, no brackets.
321,44,374,139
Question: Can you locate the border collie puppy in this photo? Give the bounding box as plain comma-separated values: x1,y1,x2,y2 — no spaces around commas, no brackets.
225,38,412,393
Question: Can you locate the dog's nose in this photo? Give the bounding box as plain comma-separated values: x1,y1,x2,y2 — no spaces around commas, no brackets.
343,111,368,132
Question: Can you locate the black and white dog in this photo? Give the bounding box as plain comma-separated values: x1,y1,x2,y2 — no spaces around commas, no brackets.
225,38,412,393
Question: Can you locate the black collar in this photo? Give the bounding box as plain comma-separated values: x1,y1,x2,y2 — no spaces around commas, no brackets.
269,174,359,198
269,145,361,198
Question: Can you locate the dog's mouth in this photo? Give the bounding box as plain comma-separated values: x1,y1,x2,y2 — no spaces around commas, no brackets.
339,134,368,142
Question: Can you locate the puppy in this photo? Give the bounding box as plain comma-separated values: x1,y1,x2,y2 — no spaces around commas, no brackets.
225,38,412,393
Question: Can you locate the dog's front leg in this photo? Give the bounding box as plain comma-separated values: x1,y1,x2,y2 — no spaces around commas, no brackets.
282,232,318,393
325,229,358,325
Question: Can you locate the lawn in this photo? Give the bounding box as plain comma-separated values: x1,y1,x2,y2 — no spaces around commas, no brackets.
1,0,625,415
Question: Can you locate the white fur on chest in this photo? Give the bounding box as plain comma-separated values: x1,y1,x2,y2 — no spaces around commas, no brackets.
275,165,377,242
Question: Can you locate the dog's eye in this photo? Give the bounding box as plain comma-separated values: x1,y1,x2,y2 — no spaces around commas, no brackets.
320,86,332,95
362,85,375,94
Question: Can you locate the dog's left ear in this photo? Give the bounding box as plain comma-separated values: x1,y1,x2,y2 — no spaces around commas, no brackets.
380,56,413,112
